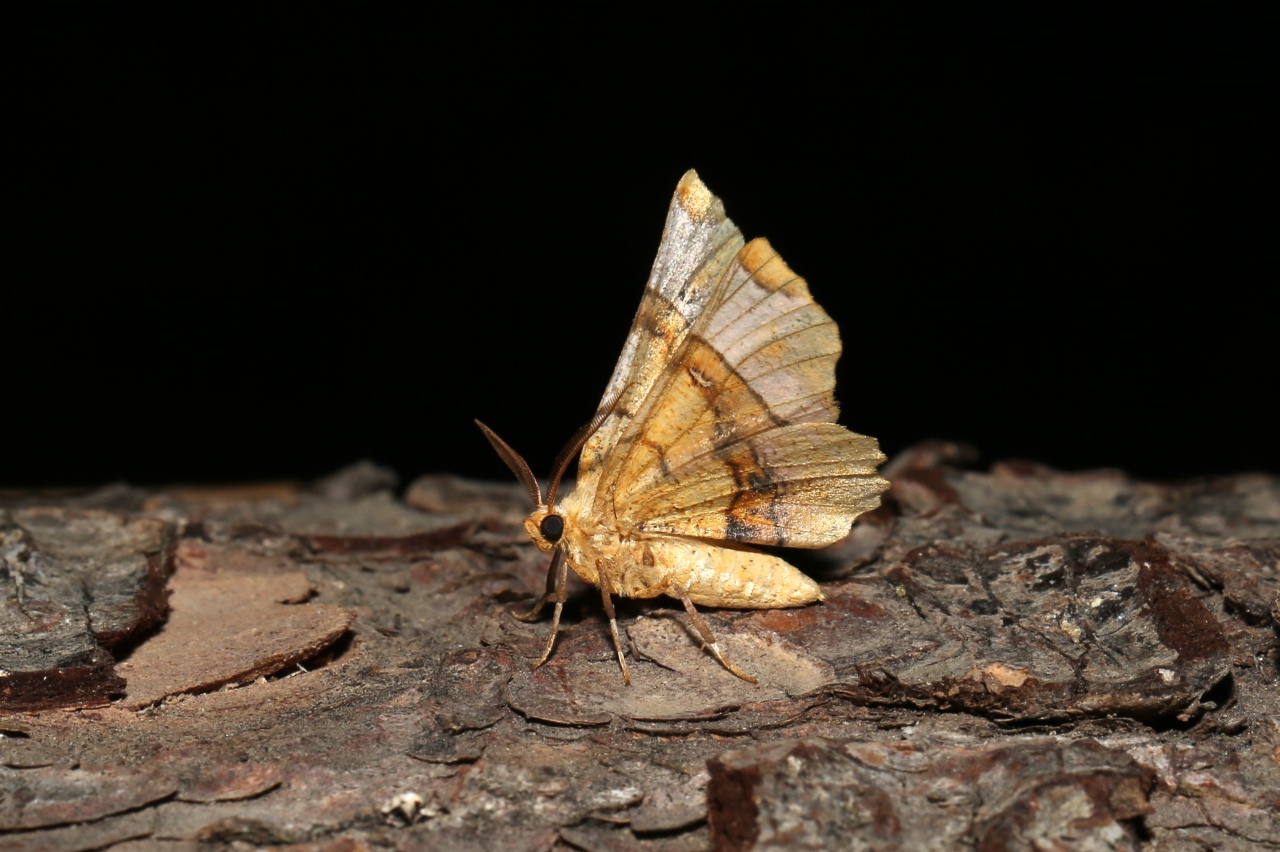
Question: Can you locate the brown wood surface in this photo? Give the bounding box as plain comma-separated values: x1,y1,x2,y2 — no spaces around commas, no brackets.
1,449,1278,850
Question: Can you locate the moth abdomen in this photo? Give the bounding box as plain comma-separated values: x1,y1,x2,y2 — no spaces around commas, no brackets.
621,536,821,609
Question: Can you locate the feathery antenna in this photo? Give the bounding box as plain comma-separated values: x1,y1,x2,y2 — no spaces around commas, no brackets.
475,420,543,507
546,388,625,508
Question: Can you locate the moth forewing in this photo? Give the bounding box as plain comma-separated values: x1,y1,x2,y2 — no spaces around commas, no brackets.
482,170,889,685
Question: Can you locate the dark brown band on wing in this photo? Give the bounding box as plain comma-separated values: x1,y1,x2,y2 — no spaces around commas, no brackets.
724,450,785,546
680,333,787,451
684,335,788,545
610,333,792,545
610,332,785,492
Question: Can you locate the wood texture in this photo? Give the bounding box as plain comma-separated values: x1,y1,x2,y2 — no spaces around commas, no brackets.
0,454,1277,849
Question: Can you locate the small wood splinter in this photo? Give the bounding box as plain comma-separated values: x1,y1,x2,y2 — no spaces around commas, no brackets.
480,170,889,684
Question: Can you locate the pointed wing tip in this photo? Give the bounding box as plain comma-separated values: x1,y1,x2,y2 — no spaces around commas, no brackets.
674,169,719,222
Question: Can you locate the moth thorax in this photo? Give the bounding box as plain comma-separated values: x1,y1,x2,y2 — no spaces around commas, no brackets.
523,508,565,552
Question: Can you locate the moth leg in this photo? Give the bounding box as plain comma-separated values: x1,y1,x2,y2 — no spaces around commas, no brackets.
667,582,759,684
512,548,564,622
526,550,568,671
598,573,632,685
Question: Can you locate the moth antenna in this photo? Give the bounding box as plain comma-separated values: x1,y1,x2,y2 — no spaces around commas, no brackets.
475,419,544,507
545,387,626,508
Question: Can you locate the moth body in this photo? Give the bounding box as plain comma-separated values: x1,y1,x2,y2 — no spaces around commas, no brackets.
528,492,822,608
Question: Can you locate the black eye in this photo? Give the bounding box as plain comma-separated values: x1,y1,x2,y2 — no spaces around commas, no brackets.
539,513,565,542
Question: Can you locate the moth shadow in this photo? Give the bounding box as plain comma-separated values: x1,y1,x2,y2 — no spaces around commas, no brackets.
630,604,703,636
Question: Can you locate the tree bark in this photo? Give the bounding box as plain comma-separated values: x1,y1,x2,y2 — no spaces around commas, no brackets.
2,449,1277,850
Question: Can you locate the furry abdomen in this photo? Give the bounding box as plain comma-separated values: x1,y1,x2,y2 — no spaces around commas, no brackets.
610,535,822,608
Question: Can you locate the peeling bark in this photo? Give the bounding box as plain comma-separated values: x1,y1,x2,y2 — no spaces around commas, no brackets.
1,454,1277,850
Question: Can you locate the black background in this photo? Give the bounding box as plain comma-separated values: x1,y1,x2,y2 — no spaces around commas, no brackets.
9,10,1273,489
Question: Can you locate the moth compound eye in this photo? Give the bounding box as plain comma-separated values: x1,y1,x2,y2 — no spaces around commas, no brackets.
539,513,565,543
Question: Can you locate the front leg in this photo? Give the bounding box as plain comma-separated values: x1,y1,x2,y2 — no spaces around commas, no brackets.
511,548,565,622
511,549,569,671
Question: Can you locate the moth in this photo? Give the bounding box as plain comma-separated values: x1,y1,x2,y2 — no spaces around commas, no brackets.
477,171,888,683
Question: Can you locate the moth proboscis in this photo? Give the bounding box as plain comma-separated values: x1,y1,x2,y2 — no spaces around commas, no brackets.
477,170,888,684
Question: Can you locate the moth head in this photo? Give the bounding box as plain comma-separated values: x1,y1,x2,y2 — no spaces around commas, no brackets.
523,507,565,552
474,417,587,553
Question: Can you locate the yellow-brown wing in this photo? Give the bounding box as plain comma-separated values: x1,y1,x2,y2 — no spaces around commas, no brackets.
575,171,744,503
591,199,888,547
620,420,885,546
